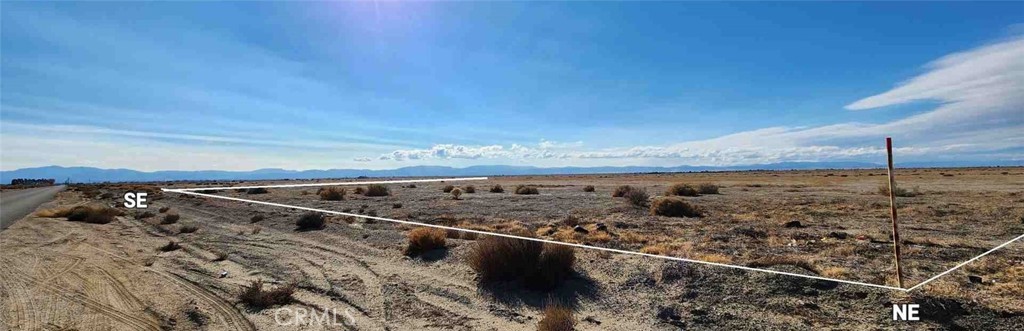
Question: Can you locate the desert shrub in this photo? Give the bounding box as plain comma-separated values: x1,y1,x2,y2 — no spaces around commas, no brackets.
238,280,294,310
250,214,265,223
392,203,403,208
246,188,269,194
530,244,576,290
135,211,156,220
538,302,575,331
161,213,181,225
158,206,170,213
583,185,595,192
469,236,544,282
612,185,634,197
650,197,701,218
665,183,699,197
442,185,456,193
489,184,505,193
159,240,181,252
451,187,463,200
43,205,121,224
877,184,920,197
624,189,650,207
318,186,346,201
464,185,476,193
515,185,539,195
295,212,325,231
179,224,199,234
364,184,390,197
406,184,417,188
212,251,229,262
697,183,720,194
404,228,447,256
468,236,575,290
353,187,365,194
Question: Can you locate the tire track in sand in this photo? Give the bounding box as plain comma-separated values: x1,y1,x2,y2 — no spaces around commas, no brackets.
147,269,256,331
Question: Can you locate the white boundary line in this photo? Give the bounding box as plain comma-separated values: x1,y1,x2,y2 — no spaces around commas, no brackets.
170,177,489,192
905,233,1024,291
160,177,1024,293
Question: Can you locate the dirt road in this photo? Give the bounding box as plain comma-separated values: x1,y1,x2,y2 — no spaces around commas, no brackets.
0,185,65,230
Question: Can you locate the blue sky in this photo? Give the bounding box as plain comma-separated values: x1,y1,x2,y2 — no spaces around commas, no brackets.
2,2,1022,171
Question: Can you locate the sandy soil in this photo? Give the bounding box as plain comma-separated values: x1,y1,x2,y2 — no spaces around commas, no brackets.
1,167,1022,330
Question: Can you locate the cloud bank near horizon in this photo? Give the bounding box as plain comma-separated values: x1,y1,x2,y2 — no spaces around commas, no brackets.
374,37,1024,166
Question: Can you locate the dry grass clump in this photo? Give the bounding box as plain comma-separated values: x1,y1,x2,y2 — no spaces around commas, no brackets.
158,206,170,213
442,185,456,193
135,211,156,220
161,213,181,225
318,186,346,201
624,189,649,207
468,236,576,290
650,197,702,217
364,184,390,196
748,255,820,274
515,185,540,195
665,183,699,197
611,185,634,197
159,240,181,252
212,251,229,262
697,183,720,194
451,187,463,200
179,224,199,234
238,280,295,310
877,184,921,197
463,185,476,193
39,205,122,224
295,212,325,231
250,214,265,223
537,302,575,331
353,187,365,195
246,188,269,194
583,185,595,192
490,184,505,193
404,228,447,256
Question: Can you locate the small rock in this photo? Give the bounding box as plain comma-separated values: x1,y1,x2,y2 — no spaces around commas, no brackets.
218,270,228,278
573,225,589,234
783,220,803,228
582,316,601,325
968,275,984,284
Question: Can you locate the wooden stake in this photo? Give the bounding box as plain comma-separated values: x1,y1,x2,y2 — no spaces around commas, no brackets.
886,137,905,288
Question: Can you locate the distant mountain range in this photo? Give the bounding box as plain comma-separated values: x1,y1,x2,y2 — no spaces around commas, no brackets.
2,161,1021,183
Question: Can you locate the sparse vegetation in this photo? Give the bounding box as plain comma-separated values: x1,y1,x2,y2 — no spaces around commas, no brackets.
364,184,390,196
583,185,595,192
135,211,156,220
624,188,650,207
489,184,504,193
612,185,634,197
179,224,199,234
246,188,269,194
212,251,229,262
404,228,447,256
515,185,540,195
464,185,476,193
238,280,295,310
37,205,122,224
665,183,699,197
250,214,265,223
158,206,170,213
877,184,921,197
159,240,181,252
353,187,365,195
697,183,720,194
318,186,346,201
651,197,702,218
451,187,463,200
442,185,456,193
295,212,325,231
538,302,575,331
161,213,181,225
468,235,575,290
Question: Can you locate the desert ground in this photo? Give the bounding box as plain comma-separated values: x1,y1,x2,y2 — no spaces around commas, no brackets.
1,167,1022,330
